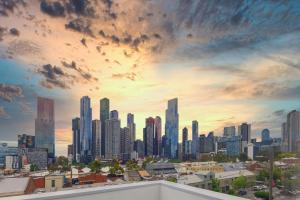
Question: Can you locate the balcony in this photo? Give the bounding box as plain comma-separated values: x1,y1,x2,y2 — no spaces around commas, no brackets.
6,181,248,200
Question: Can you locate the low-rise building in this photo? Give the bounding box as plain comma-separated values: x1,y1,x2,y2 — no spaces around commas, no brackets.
45,175,65,191
0,177,35,197
145,163,177,176
184,161,224,173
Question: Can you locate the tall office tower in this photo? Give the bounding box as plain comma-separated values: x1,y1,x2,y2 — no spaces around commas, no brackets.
165,98,179,159
80,96,93,164
261,129,271,145
223,126,236,137
287,110,300,152
100,98,109,157
18,134,35,148
35,97,55,159
127,113,136,154
92,120,101,160
105,110,121,159
238,123,251,142
72,117,80,162
143,117,155,156
281,122,288,152
134,140,144,158
192,120,199,158
154,116,162,156
206,132,215,153
182,127,188,160
120,127,131,161
226,136,241,157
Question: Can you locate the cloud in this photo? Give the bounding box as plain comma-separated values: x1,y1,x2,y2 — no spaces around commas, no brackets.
273,109,285,117
61,60,98,82
9,28,19,36
65,19,93,37
38,64,71,89
0,83,23,102
40,0,65,17
66,0,95,17
0,106,10,119
112,72,137,81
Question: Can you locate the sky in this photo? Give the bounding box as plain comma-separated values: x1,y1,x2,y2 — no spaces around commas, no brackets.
0,0,300,156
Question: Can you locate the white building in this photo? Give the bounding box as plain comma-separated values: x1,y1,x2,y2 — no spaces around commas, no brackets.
5,181,248,200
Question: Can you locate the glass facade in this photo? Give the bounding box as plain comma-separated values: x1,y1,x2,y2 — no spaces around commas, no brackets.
35,97,55,158
100,98,110,156
80,96,93,164
165,98,179,159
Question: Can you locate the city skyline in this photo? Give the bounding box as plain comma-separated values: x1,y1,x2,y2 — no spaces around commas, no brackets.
1,1,300,156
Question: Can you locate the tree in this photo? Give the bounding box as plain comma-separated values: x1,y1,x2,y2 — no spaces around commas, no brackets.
30,164,39,172
89,160,102,173
126,160,140,170
166,176,177,183
254,191,270,200
232,176,247,190
109,159,124,175
210,178,221,192
142,157,154,169
276,152,296,160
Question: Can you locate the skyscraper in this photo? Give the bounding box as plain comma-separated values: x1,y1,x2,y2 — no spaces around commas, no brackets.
261,129,271,145
154,116,162,156
35,97,55,159
287,110,300,153
100,98,109,157
92,119,101,160
223,126,236,137
238,123,251,142
192,120,199,158
182,127,188,160
143,117,155,157
105,110,121,159
165,98,179,159
80,96,93,164
127,113,136,154
72,117,80,162
120,127,131,161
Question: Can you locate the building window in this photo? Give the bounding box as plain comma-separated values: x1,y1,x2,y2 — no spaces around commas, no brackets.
51,180,55,187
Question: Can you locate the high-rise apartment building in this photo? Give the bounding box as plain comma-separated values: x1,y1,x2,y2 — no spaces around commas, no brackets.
92,119,101,160
120,127,131,161
165,98,179,159
143,117,155,156
80,96,93,164
134,139,144,158
100,98,109,157
72,117,80,162
281,122,288,152
35,97,55,159
105,110,121,159
154,116,162,156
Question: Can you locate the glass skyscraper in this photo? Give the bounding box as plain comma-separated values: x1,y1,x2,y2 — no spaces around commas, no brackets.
143,117,155,156
35,97,55,159
165,98,179,159
127,113,136,154
105,110,121,159
80,96,92,164
100,98,110,156
154,116,162,156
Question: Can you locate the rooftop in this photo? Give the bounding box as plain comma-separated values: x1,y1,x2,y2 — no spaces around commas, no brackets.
3,181,248,200
0,177,30,197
